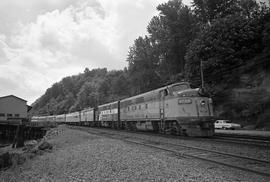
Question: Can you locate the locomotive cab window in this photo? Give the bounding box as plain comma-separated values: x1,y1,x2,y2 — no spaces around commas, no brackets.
160,89,168,98
165,89,168,96
172,84,189,92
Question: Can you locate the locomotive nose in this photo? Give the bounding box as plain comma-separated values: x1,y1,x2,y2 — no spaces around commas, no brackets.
197,99,212,117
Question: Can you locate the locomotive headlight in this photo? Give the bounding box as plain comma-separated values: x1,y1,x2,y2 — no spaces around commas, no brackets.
178,98,192,104
200,100,206,106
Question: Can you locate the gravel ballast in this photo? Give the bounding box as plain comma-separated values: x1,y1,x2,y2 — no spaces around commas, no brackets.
78,127,270,162
0,125,269,182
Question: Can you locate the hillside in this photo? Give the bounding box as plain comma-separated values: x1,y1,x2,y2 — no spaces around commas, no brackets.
31,0,270,129
30,68,131,115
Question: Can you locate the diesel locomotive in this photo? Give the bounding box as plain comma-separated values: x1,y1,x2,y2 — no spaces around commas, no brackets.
31,82,215,137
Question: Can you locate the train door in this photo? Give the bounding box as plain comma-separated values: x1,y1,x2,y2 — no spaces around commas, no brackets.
159,89,168,131
117,101,121,129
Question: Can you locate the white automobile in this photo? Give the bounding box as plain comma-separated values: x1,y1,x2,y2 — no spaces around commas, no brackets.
215,120,241,130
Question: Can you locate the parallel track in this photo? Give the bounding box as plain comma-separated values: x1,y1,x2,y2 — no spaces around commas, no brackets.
72,125,270,148
131,128,270,148
214,133,270,141
71,126,270,178
210,136,270,148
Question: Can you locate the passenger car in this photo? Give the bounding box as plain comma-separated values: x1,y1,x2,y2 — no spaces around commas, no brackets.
215,120,241,130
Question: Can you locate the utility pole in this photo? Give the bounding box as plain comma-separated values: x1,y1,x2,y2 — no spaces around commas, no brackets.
200,59,204,89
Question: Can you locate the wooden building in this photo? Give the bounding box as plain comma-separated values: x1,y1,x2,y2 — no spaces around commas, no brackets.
0,95,29,121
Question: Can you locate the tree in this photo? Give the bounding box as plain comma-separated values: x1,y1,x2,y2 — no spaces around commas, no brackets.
192,0,238,23
127,36,160,95
185,3,270,95
147,0,197,82
76,82,96,109
111,73,130,97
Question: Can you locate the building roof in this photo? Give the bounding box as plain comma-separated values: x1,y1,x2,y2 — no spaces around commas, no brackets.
0,95,27,102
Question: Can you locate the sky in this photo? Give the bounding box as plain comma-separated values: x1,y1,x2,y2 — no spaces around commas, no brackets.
0,0,192,104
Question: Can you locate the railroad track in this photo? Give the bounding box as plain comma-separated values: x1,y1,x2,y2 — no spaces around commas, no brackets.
71,126,270,178
71,125,270,148
132,128,270,148
128,131,270,148
210,136,270,148
214,133,270,141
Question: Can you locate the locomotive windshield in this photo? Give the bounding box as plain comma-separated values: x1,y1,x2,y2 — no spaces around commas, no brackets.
172,84,189,92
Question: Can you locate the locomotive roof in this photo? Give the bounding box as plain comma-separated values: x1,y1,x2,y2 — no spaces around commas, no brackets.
56,114,65,117
66,111,80,116
120,82,190,102
81,107,94,111
98,100,119,108
96,82,190,108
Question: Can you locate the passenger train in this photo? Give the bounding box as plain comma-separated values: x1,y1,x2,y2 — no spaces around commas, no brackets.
31,82,215,136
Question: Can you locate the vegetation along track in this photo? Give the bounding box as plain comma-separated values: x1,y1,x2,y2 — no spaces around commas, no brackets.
70,126,270,178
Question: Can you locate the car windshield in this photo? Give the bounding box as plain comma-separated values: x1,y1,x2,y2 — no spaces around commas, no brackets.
220,120,231,123
216,120,231,123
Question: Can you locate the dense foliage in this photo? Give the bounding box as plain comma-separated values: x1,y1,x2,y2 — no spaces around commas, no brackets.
31,68,130,115
31,0,270,128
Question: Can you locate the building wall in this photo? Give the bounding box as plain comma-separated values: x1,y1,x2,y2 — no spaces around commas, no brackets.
0,96,27,121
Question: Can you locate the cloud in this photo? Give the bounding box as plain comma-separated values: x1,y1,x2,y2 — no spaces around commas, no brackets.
0,0,119,103
0,41,9,64
8,1,120,68
1,0,188,104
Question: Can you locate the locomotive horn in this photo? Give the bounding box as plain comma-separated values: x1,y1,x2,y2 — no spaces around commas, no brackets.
198,87,209,97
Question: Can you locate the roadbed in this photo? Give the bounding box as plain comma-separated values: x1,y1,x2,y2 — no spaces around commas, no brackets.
215,129,270,140
1,125,268,182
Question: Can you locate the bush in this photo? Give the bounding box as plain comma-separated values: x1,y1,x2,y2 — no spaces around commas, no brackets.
256,109,270,129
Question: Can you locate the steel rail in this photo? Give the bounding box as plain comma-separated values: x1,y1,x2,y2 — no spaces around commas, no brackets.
209,136,270,148
75,125,270,148
214,133,270,141
123,139,270,178
91,128,270,164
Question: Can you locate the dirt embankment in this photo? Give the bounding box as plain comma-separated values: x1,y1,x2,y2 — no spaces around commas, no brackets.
216,70,270,130
0,127,59,171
